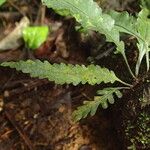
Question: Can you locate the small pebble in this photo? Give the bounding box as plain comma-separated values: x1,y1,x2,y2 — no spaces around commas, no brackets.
4,90,9,97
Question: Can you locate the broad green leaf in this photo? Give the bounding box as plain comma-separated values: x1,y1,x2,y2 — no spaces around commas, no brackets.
0,0,6,6
1,60,120,85
23,26,49,49
73,88,122,121
42,0,125,54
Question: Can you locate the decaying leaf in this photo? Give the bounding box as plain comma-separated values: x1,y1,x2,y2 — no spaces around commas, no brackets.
0,16,30,51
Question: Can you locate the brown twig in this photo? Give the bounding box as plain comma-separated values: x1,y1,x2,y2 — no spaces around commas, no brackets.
0,12,21,21
7,0,25,16
4,110,35,150
3,79,50,97
34,5,46,25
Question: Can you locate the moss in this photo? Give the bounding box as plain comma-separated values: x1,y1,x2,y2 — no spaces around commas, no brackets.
125,111,150,149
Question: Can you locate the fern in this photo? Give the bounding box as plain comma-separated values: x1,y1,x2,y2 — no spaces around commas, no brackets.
135,9,150,75
43,0,150,77
109,10,139,38
3,0,148,121
1,60,123,85
42,0,125,54
1,60,132,121
73,87,123,121
109,9,150,76
42,0,138,79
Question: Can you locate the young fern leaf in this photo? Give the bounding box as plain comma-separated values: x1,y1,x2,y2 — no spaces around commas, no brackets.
135,8,150,75
1,60,121,85
108,10,139,78
42,0,125,55
73,87,122,122
109,9,150,76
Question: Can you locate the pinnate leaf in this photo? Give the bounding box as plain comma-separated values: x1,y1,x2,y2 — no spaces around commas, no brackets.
135,8,150,75
42,0,125,54
109,9,150,75
109,10,138,37
1,60,120,85
73,88,122,121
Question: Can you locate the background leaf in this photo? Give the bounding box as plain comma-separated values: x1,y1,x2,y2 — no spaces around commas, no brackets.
23,26,49,49
0,0,6,6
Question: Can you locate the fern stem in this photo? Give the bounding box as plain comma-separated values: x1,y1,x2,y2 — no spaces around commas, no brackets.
135,42,149,76
135,44,145,76
117,79,133,87
115,87,131,90
145,44,149,72
122,52,136,79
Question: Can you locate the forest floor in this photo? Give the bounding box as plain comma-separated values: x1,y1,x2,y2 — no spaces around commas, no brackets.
0,0,149,150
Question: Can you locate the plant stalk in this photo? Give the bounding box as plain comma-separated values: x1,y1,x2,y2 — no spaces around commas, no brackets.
117,79,133,87
122,52,136,79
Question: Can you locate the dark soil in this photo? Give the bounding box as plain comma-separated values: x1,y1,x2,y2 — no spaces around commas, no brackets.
0,0,149,150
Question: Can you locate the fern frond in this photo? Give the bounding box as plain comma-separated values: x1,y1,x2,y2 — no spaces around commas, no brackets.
42,0,125,54
42,0,138,78
109,10,139,38
1,60,121,85
135,8,150,75
109,9,150,75
42,0,114,31
73,87,123,121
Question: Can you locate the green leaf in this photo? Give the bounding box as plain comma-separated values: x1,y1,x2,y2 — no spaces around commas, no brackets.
109,10,139,38
141,0,150,10
23,26,49,49
135,8,150,75
42,0,125,54
0,0,6,6
109,9,150,76
1,60,120,85
73,87,122,121
42,0,113,31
